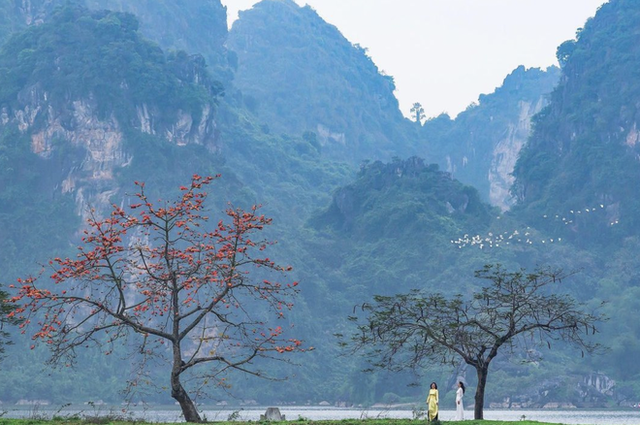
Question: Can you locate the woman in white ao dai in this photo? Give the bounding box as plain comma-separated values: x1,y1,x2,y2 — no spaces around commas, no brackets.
455,381,465,420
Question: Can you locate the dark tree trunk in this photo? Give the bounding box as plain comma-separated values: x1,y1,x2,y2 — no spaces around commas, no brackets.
171,342,201,423
172,368,201,422
474,365,489,420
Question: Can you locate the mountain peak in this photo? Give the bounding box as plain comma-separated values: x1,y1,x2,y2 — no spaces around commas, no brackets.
228,0,412,163
513,0,640,248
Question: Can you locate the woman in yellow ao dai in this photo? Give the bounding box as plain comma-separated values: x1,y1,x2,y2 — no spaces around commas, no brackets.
426,381,439,421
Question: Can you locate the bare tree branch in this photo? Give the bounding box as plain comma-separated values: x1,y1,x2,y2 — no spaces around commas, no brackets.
341,264,606,420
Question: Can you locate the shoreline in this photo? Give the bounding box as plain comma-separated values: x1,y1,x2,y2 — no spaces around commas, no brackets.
3,405,640,423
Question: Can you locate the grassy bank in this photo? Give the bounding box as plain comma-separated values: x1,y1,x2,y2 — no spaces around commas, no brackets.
0,419,582,425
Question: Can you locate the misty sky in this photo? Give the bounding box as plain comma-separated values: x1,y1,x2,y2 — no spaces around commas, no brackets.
222,0,607,118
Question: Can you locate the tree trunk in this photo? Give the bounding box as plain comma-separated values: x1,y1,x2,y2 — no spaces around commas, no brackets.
171,341,201,423
172,367,201,422
474,365,489,420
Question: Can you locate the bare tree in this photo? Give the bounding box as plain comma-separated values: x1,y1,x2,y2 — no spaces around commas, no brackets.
343,264,605,419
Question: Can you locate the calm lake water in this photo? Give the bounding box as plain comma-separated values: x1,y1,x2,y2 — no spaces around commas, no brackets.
4,406,640,424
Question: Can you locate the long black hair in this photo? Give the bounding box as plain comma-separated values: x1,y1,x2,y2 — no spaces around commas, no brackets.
430,381,438,389
459,381,466,394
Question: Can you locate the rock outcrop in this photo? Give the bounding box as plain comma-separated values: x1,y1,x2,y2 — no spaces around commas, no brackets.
227,0,413,163
488,98,546,210
3,83,217,218
424,65,560,209
0,7,220,219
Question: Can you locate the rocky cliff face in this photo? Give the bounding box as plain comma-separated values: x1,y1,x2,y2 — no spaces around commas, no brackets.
3,84,218,218
512,0,640,247
227,0,415,163
488,98,546,210
487,372,617,409
15,0,52,25
424,65,560,210
135,102,218,149
0,6,221,219
84,0,231,81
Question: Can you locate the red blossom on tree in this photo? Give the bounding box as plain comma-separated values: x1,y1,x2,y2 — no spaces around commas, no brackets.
9,175,306,422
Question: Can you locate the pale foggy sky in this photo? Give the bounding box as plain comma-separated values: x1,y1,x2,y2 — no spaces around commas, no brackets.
222,0,608,119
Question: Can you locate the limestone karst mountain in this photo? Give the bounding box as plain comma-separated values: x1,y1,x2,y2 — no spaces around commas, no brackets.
0,5,221,218
424,65,560,210
0,0,637,409
227,0,563,211
84,0,233,83
513,0,640,249
227,0,416,163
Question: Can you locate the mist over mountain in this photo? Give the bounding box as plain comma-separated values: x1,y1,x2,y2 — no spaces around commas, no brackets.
227,0,416,163
513,0,640,249
0,1,354,404
424,65,561,209
0,0,57,39
1,0,639,411
85,0,233,83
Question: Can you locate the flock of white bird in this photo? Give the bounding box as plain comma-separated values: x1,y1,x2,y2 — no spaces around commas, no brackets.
451,229,558,250
451,204,618,250
538,203,619,226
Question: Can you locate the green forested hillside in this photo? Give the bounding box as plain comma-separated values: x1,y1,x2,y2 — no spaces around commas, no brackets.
424,65,560,208
0,5,220,125
513,0,640,250
276,158,497,404
294,156,613,406
0,0,240,202
0,0,233,85
227,0,416,163
305,157,497,311
509,0,640,397
84,0,233,83
0,2,356,405
0,5,227,403
0,0,638,412
0,0,57,43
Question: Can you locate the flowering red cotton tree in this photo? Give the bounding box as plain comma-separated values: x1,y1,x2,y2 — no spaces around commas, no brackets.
9,175,304,422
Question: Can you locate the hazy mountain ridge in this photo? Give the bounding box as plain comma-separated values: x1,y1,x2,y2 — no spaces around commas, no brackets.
424,65,560,209
513,0,640,249
84,0,233,84
0,5,222,219
0,0,56,39
0,0,638,409
227,0,416,163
